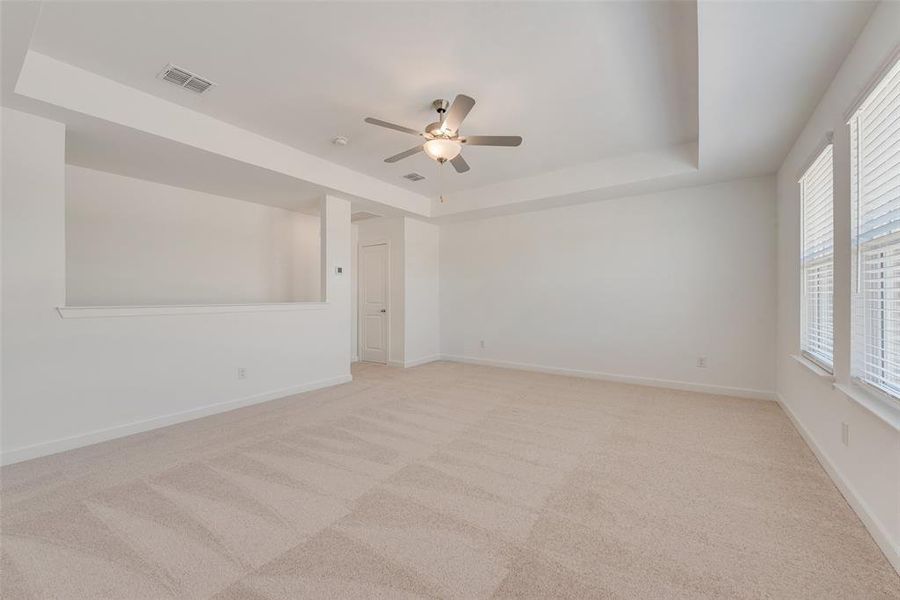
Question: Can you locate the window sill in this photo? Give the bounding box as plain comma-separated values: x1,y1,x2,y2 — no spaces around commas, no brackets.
56,302,329,319
833,383,900,432
791,354,834,380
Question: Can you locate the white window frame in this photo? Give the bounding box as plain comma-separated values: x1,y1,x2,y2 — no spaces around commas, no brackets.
849,51,900,405
799,143,835,372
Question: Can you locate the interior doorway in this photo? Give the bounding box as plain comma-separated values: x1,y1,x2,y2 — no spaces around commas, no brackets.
359,241,389,364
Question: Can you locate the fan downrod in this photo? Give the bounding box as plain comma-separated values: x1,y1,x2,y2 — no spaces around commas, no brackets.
425,99,451,136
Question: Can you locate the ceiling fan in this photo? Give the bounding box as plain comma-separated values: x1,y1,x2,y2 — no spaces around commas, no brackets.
364,94,523,174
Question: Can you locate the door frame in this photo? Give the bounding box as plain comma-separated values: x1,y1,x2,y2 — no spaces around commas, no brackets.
357,239,390,364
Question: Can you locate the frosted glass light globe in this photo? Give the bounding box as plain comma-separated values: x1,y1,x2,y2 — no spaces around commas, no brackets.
424,138,462,161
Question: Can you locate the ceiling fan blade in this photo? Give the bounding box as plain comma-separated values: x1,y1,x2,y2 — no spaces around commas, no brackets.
384,145,424,163
450,154,470,173
440,94,475,133
364,117,422,136
462,135,523,147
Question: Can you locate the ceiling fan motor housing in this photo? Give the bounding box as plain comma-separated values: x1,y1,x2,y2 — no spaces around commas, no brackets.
432,99,450,114
427,99,452,136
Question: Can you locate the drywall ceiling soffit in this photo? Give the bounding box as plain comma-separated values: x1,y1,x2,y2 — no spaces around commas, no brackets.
10,50,434,218
66,118,327,215
431,142,698,219
1,4,430,217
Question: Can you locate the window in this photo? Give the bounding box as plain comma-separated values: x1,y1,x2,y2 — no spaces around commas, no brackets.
800,144,835,370
851,57,900,400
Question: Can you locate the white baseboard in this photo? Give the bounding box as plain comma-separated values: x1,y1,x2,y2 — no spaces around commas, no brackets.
440,355,776,401
776,394,900,574
351,355,359,363
403,355,441,368
0,373,353,466
385,356,441,369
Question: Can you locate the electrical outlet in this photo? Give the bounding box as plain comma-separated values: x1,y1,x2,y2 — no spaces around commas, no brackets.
841,422,849,446
237,367,247,380
696,356,708,368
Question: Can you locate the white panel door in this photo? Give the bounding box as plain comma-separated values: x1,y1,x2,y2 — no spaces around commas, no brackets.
360,243,388,364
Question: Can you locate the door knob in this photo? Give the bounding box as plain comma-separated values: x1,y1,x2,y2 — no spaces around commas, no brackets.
380,309,386,313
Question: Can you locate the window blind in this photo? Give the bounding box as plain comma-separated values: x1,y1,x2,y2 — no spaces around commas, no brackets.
851,57,900,400
800,145,834,369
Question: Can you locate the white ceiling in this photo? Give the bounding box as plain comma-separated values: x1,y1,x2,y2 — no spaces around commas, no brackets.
0,1,880,220
28,1,698,197
697,0,876,178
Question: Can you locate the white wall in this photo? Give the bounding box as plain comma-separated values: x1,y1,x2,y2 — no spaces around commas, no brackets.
291,205,322,303
356,217,405,365
775,1,900,571
66,165,320,306
403,218,440,366
440,176,777,398
1,108,352,464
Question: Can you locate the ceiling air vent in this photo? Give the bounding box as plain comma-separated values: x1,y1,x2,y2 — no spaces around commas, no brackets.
403,172,425,182
158,64,215,94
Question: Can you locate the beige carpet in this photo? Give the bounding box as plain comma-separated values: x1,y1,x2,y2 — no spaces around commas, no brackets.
1,361,897,599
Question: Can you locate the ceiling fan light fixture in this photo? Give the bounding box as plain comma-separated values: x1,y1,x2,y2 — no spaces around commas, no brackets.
364,94,522,173
424,138,462,162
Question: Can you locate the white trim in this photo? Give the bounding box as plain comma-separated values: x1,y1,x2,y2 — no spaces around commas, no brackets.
0,374,352,466
57,302,329,319
795,133,833,182
387,360,405,368
403,355,441,368
351,355,360,363
833,382,900,432
776,393,900,574
440,355,775,401
844,44,900,122
791,354,835,380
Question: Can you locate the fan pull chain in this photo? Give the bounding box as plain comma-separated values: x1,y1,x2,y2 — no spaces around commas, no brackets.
439,160,446,203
